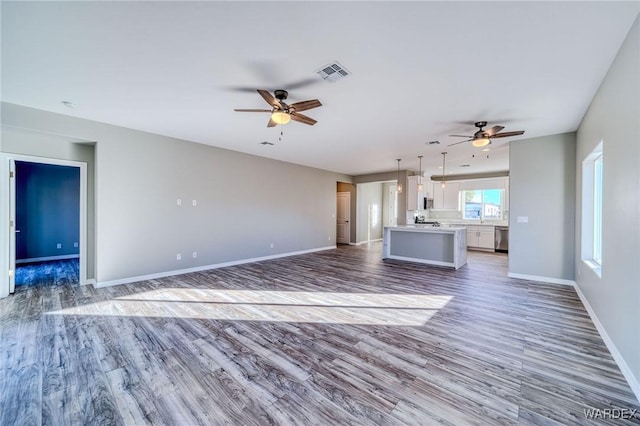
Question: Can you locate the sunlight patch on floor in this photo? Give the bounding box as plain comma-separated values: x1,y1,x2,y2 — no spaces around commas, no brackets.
46,288,453,326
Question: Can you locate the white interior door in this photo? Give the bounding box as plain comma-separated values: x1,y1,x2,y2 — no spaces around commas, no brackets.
8,159,16,293
336,192,350,244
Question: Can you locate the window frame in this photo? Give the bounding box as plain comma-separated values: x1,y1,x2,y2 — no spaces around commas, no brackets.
581,141,603,276
461,188,504,221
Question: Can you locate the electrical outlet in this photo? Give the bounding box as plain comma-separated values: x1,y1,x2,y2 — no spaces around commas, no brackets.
176,253,182,260
177,198,182,206
270,243,274,249
56,243,62,249
74,242,78,248
192,200,197,206
192,251,197,259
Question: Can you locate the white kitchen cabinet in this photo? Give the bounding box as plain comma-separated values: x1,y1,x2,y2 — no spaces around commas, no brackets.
432,181,459,210
406,175,425,211
466,225,495,250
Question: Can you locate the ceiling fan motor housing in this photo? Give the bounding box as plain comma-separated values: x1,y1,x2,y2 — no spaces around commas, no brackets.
274,90,288,101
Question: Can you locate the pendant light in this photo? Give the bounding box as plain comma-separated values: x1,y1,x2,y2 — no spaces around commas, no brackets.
417,155,423,192
396,159,403,193
441,152,447,188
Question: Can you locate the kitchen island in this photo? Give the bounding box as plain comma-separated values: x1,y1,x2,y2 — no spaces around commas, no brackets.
382,225,467,269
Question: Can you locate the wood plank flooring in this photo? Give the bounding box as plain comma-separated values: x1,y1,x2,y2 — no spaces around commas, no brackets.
15,259,79,287
1,243,639,425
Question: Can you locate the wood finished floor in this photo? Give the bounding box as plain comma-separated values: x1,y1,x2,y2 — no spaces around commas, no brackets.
15,259,79,287
1,243,639,425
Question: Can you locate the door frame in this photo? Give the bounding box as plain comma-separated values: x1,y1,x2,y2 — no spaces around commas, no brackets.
0,154,88,297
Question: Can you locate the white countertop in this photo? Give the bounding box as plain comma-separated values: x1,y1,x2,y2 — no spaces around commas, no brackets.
433,220,508,227
386,225,466,233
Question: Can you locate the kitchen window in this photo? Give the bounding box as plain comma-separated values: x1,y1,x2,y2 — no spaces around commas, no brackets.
462,189,503,221
581,142,603,275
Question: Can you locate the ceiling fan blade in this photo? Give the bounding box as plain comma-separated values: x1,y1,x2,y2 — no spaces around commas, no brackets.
484,125,505,137
448,139,472,146
290,112,317,126
289,99,322,112
448,134,473,138
257,89,279,108
267,117,277,127
491,130,525,138
285,77,321,90
234,109,272,112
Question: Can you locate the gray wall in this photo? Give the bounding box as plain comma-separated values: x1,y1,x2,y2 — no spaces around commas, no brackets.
356,182,384,243
2,125,96,278
1,103,352,284
576,15,640,389
16,162,80,260
509,132,576,281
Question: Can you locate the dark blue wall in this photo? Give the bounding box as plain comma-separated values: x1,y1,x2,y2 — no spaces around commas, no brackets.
16,161,80,261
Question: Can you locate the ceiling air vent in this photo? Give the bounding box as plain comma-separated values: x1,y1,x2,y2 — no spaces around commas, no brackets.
316,61,350,83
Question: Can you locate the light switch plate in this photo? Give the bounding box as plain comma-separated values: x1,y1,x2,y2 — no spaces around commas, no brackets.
517,216,529,223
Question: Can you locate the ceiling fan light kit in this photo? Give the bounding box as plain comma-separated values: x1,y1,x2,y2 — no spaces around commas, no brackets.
472,138,491,148
448,121,525,147
234,89,322,127
271,111,291,125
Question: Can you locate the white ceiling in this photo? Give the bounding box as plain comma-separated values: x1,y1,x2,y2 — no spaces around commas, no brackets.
2,1,639,178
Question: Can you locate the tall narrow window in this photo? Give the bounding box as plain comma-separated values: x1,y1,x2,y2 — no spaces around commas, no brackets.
581,141,603,275
593,154,603,265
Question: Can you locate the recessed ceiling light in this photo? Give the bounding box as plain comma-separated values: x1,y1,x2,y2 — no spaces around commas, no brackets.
460,164,470,167
427,140,440,145
61,101,76,108
260,141,274,146
482,148,490,152
438,166,443,169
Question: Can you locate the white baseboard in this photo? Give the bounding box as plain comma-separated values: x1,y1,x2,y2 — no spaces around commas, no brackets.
95,246,336,288
573,283,640,403
83,278,96,286
16,254,80,264
507,272,576,286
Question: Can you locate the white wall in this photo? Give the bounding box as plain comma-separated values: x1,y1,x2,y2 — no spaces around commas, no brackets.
575,15,640,396
381,182,396,227
1,103,352,286
509,133,576,283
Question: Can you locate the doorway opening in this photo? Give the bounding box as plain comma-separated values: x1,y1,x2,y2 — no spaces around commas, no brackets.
0,154,88,297
15,161,81,287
